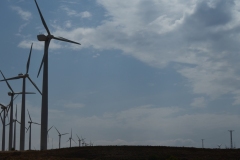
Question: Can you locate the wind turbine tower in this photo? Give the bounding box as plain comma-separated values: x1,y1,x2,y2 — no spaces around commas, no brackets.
76,134,81,147
33,0,80,150
0,104,7,151
26,109,41,150
13,105,21,150
201,139,204,148
54,127,68,149
228,130,234,149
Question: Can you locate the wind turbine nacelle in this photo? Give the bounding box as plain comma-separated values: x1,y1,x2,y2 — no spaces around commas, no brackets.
37,34,47,41
8,92,13,96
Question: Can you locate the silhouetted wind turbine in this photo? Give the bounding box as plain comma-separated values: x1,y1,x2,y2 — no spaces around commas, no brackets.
34,0,81,150
0,104,8,151
67,129,76,148
13,105,21,150
54,127,68,149
217,144,222,149
0,71,36,151
0,44,41,150
76,134,81,147
26,109,40,150
47,125,53,143
81,137,85,147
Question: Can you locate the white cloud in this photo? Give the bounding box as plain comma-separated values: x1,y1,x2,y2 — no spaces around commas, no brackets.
18,40,63,50
17,0,240,105
11,6,32,21
191,97,206,108
65,21,72,28
80,11,91,18
64,102,85,109
61,6,92,18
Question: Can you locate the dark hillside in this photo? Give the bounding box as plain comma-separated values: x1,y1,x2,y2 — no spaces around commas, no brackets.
0,146,239,160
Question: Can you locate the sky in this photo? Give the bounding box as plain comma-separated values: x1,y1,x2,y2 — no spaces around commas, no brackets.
1,0,240,150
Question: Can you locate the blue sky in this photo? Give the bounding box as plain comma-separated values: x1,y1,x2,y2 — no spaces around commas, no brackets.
1,0,240,150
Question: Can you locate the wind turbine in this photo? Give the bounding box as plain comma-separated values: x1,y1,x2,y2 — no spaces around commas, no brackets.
13,105,21,150
54,127,68,149
0,70,35,151
33,0,81,150
0,44,41,151
67,129,76,148
76,134,81,147
81,137,85,147
47,125,53,142
0,103,8,151
26,109,41,150
217,144,222,149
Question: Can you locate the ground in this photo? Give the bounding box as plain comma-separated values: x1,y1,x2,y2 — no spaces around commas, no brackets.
0,146,239,160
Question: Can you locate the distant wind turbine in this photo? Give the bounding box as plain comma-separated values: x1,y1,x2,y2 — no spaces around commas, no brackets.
67,129,76,148
0,104,8,151
76,134,81,147
13,105,21,150
0,44,41,151
54,127,68,149
26,109,41,150
47,125,53,143
33,0,81,150
0,70,32,151
81,137,85,147
217,144,222,149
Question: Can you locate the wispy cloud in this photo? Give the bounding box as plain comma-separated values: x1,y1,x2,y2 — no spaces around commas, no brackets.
11,6,32,21
52,0,240,106
61,6,92,18
191,97,207,108
64,102,85,109
18,40,62,50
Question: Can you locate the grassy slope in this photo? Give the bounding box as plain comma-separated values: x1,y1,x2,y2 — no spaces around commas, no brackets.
0,146,240,160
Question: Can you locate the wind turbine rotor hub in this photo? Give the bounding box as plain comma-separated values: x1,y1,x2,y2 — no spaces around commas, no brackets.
37,34,48,41
47,34,54,39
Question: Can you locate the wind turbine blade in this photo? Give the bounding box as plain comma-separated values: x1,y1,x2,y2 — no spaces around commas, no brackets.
32,122,41,125
34,0,51,35
27,109,32,122
0,70,14,92
54,126,60,135
48,125,53,132
71,129,72,138
0,110,3,123
37,53,45,78
5,123,10,126
26,43,33,74
17,120,21,124
6,111,9,124
53,36,81,45
13,94,19,101
27,77,42,95
6,105,10,114
66,139,69,142
0,76,21,81
26,126,30,133
0,113,3,124
15,105,17,119
76,134,80,140
72,138,77,144
61,133,69,136
25,92,36,94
